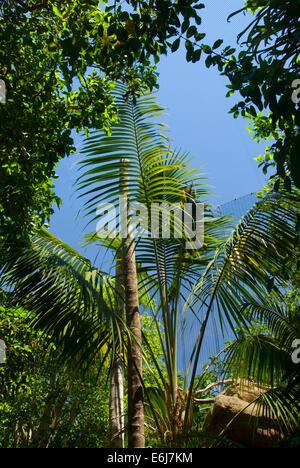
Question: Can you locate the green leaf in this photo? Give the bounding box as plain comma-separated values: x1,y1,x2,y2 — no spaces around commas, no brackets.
192,48,202,62
202,45,212,54
186,25,197,38
171,38,180,52
181,20,189,34
116,28,128,42
212,39,223,49
205,55,213,68
107,23,116,36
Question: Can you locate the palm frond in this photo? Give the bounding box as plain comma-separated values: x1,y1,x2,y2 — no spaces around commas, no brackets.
0,229,117,369
77,83,207,225
182,190,300,430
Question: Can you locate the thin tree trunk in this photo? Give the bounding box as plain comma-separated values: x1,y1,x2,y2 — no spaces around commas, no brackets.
31,374,56,448
109,251,125,448
120,159,145,448
62,400,79,448
46,380,71,447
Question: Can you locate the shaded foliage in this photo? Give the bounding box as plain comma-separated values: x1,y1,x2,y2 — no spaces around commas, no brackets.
0,302,110,448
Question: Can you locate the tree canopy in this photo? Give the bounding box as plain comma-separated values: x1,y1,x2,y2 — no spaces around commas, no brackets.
0,0,207,237
1,0,300,449
204,0,300,189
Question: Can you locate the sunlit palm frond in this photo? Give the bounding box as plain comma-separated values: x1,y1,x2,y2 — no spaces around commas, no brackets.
187,191,299,332
77,82,207,226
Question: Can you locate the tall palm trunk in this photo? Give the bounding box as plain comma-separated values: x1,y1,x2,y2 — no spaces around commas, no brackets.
121,159,145,448
109,251,125,448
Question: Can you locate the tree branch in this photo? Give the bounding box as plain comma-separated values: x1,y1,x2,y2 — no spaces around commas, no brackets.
194,397,216,404
197,406,213,412
194,379,233,396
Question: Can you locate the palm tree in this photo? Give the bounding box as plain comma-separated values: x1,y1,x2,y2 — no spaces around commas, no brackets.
109,249,125,448
0,227,131,447
77,84,300,445
76,83,225,446
182,189,300,443
0,225,146,448
211,223,300,442
120,158,144,448
0,227,154,448
1,84,299,448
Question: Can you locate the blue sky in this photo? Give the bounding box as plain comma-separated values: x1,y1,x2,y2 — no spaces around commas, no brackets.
50,0,267,267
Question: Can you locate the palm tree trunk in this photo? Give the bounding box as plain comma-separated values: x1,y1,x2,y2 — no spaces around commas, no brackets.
109,251,125,448
120,159,145,448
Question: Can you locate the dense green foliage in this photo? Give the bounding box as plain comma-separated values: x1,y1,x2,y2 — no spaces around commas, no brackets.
0,298,168,448
0,0,299,449
1,1,113,235
204,0,300,189
0,302,111,448
78,88,300,446
0,0,207,236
